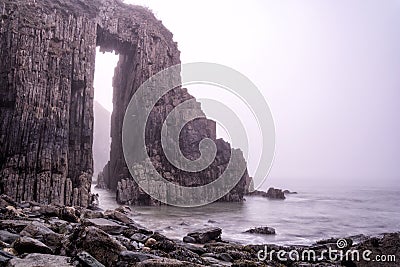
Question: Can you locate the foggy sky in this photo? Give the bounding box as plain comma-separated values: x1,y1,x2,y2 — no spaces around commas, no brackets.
94,0,400,189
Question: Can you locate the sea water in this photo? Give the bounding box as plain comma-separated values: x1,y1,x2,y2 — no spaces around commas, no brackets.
92,183,400,246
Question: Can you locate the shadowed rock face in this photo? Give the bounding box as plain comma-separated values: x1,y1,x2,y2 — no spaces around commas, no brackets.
0,0,250,206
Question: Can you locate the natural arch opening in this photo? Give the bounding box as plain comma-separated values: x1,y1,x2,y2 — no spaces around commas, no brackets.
93,48,119,188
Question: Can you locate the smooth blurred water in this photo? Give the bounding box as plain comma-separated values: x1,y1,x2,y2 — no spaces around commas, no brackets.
92,184,400,246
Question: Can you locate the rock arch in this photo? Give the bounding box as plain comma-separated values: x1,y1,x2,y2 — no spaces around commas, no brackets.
0,0,250,206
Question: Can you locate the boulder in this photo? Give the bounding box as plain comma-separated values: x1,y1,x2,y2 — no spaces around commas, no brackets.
6,253,74,267
130,233,150,243
67,226,126,266
187,227,222,244
12,236,53,254
141,247,151,253
0,220,34,232
20,222,64,251
144,238,157,247
82,209,104,219
119,251,160,262
152,239,177,253
76,251,105,267
84,218,127,235
0,230,20,244
20,222,54,236
217,252,233,263
115,206,132,214
47,218,73,235
266,188,286,199
113,235,140,251
61,207,80,223
123,224,153,237
150,232,170,242
245,226,276,235
180,243,206,255
38,206,61,217
104,210,134,224
183,236,196,244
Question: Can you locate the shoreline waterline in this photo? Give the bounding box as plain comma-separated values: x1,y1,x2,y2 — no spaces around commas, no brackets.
92,185,400,246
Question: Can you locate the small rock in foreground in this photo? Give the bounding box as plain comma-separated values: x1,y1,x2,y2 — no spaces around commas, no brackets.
186,227,222,244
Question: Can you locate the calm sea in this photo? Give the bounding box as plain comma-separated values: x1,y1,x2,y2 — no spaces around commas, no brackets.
92,183,400,246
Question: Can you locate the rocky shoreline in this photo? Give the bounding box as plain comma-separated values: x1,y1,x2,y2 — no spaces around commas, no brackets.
0,195,398,267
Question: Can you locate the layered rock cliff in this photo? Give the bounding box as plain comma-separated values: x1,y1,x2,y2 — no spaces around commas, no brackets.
0,0,100,206
0,0,250,206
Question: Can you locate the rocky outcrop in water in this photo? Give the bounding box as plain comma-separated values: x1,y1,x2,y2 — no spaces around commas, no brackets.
245,226,276,235
283,189,298,195
246,188,286,200
0,0,250,206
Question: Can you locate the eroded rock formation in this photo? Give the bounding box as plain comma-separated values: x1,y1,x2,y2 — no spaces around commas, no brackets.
0,0,250,206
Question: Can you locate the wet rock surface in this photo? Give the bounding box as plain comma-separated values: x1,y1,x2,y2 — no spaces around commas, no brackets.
0,195,398,266
186,227,223,244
